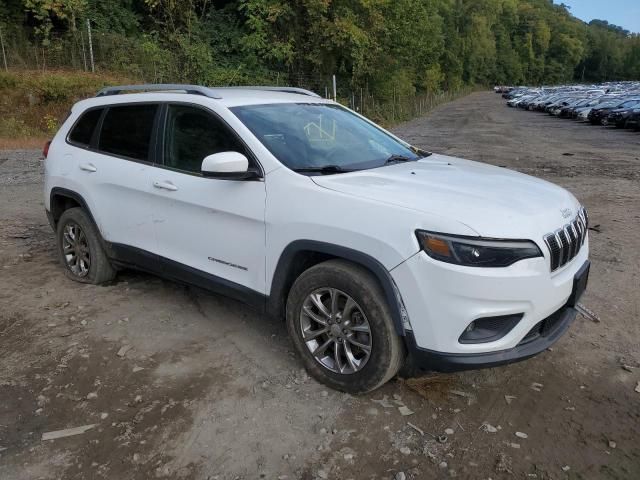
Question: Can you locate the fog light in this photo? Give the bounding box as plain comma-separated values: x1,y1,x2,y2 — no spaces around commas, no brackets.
459,314,523,344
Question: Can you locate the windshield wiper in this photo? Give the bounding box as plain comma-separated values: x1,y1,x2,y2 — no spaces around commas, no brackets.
292,165,352,175
384,154,416,165
411,146,433,158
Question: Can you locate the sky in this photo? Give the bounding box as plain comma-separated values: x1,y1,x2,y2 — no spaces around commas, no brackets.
555,0,640,34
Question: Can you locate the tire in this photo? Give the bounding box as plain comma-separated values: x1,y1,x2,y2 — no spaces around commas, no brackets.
286,259,404,393
56,207,116,284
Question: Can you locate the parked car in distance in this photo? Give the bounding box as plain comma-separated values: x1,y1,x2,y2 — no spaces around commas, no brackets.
606,100,640,128
44,84,591,393
591,99,640,125
626,108,640,130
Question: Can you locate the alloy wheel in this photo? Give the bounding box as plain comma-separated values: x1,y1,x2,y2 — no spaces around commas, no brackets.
62,222,91,277
299,288,372,374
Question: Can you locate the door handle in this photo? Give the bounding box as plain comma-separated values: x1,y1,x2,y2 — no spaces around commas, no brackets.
153,181,178,192
79,163,97,173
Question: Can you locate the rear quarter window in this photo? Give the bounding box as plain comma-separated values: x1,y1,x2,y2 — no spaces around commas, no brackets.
98,104,158,161
68,108,103,147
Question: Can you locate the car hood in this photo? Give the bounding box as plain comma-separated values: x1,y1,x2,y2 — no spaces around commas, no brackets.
311,154,580,239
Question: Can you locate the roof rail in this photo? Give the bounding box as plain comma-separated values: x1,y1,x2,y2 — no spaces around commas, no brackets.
217,86,322,98
95,84,322,99
95,84,222,99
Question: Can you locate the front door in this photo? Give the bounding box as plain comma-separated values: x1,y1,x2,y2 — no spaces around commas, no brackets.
150,103,267,299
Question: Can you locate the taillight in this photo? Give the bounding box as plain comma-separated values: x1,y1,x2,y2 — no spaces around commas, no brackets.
43,140,51,159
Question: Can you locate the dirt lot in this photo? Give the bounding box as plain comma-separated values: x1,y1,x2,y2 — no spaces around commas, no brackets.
1,92,639,480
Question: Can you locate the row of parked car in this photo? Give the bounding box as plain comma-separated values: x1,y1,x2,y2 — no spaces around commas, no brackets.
494,83,640,131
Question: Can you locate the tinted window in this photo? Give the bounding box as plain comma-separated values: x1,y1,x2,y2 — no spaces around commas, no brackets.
98,104,157,161
69,108,102,146
164,105,245,173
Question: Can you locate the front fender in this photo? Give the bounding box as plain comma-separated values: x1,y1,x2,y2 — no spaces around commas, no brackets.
268,240,409,336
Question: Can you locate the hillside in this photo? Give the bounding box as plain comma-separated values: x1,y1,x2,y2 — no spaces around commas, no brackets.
2,0,638,90
0,0,638,142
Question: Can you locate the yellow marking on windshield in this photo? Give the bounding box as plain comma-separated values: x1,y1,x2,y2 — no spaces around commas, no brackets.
304,115,336,142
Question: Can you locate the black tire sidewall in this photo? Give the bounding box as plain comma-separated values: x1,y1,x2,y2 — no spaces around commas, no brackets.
286,261,402,393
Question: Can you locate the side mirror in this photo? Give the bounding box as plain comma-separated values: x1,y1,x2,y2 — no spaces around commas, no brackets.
201,152,260,180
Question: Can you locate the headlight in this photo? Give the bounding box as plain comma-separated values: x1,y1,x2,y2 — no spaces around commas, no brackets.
415,231,542,267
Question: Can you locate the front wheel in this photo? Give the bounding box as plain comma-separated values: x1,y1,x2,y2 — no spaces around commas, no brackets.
286,260,404,393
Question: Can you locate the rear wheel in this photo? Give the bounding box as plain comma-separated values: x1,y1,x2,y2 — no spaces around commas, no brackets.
286,260,404,393
56,207,116,284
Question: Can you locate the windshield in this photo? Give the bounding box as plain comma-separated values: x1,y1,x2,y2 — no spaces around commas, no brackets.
599,101,619,108
231,103,419,173
619,99,640,108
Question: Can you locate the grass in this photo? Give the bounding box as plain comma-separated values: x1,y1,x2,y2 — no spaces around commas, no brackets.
0,70,133,144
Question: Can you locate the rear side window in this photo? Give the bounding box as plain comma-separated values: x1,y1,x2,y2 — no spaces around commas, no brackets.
98,104,157,161
68,108,103,146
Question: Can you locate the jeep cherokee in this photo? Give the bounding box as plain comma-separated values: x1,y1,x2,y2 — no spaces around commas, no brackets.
44,84,590,393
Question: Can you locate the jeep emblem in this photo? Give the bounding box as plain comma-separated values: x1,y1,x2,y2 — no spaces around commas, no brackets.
561,208,573,219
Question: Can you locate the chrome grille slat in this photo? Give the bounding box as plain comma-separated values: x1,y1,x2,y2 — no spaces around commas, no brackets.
568,224,578,259
558,229,570,264
544,207,588,272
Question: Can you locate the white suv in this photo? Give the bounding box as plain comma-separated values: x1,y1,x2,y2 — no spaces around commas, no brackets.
44,84,590,393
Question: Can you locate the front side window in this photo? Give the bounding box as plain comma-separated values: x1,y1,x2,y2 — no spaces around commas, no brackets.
163,104,245,173
231,103,420,174
98,104,157,161
68,108,103,146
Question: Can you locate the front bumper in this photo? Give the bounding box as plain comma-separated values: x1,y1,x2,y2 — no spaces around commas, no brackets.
402,304,577,374
391,241,589,356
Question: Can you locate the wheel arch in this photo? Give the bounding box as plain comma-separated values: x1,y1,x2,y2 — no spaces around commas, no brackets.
50,188,90,225
49,188,106,249
268,240,408,336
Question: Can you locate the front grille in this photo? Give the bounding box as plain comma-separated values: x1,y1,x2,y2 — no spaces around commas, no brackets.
544,208,588,272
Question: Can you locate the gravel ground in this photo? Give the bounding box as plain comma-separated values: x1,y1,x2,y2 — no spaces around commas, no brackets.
1,92,639,480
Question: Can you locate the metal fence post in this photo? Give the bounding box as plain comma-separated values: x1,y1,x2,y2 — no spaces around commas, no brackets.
80,28,87,71
86,19,95,73
0,26,8,71
332,74,337,102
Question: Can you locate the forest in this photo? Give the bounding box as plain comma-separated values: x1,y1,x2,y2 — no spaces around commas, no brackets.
0,0,639,122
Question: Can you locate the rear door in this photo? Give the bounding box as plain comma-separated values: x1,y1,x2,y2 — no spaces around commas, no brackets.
69,103,160,268
150,103,267,300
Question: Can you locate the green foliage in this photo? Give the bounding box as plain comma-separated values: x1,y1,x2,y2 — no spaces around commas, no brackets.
86,0,141,35
32,73,107,102
24,0,87,43
6,0,639,88
0,0,638,134
0,71,134,138
44,113,59,134
0,117,38,137
0,71,128,103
